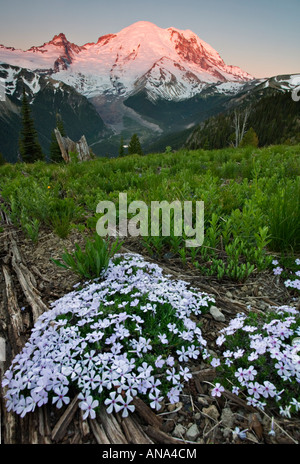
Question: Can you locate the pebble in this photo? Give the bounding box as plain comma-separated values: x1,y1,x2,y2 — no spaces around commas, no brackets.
221,407,234,428
185,424,200,441
202,405,220,421
173,424,186,438
209,306,226,322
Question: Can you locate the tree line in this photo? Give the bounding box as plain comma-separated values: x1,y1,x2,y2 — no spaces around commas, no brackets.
13,87,145,164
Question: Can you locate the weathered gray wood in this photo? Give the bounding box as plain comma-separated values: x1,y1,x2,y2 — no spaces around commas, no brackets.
54,128,94,163
51,395,79,442
98,406,128,444
89,418,111,444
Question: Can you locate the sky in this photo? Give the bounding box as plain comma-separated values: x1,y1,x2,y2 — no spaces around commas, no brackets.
0,0,299,78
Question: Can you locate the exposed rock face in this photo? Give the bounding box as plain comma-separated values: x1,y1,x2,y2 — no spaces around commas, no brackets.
54,129,94,163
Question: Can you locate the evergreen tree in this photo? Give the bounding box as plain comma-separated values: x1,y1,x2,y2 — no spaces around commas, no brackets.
128,134,143,155
119,136,125,157
19,87,44,163
0,153,6,165
50,114,66,163
239,127,259,147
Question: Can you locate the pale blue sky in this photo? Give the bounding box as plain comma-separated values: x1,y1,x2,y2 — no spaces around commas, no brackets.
0,0,299,78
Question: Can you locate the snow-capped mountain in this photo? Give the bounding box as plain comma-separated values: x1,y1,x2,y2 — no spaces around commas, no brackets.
0,21,253,101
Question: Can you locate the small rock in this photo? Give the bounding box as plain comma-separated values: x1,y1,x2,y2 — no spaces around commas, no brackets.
168,403,177,412
203,405,220,421
185,424,200,441
173,424,186,438
209,306,226,322
221,407,234,428
225,291,233,299
197,396,209,407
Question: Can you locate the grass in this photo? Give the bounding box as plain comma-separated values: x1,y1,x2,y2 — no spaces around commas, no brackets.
0,144,299,283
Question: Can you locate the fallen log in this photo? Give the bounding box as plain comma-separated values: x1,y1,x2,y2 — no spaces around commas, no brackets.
98,406,128,444
89,418,111,444
2,264,24,355
51,395,79,442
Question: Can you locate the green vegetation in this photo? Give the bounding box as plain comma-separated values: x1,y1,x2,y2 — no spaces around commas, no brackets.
0,144,299,284
187,92,300,151
52,233,123,279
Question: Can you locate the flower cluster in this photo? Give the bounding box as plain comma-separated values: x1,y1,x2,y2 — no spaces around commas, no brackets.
272,259,300,291
211,306,300,418
2,253,214,419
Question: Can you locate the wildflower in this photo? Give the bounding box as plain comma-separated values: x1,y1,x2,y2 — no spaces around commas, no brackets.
261,381,277,398
115,393,135,417
104,391,121,414
167,387,181,404
158,333,168,344
295,258,300,265
247,382,263,399
279,405,291,418
211,383,224,397
52,386,70,409
176,346,189,362
149,392,164,411
273,266,283,276
268,417,276,436
245,365,257,381
232,386,240,395
79,395,99,420
187,345,199,359
155,355,165,368
179,366,192,382
235,367,247,384
210,357,220,368
272,260,279,266
233,348,245,359
233,427,248,440
166,368,180,385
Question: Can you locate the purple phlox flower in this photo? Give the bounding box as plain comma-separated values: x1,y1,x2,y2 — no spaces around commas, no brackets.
115,393,135,417
187,345,200,359
233,348,245,359
137,362,153,378
273,266,283,276
155,355,165,368
104,391,122,414
179,366,192,382
79,395,99,420
166,356,175,367
247,382,263,399
233,427,248,440
158,333,168,344
216,334,226,346
176,346,189,362
148,376,162,393
211,383,224,397
166,368,180,385
245,365,257,381
167,387,181,404
211,357,220,368
52,386,70,408
167,323,178,334
82,369,101,391
235,367,247,384
261,381,277,398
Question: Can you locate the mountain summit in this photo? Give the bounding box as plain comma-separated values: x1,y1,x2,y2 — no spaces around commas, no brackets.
0,21,253,100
